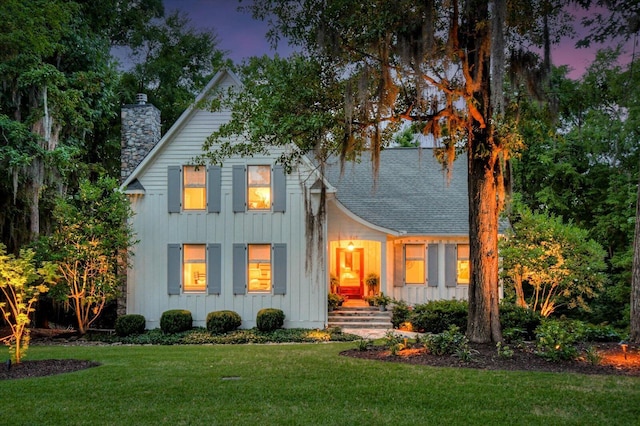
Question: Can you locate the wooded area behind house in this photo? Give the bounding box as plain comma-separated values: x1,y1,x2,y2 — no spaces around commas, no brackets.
0,0,639,341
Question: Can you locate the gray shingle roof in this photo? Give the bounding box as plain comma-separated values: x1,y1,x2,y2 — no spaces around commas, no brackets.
323,148,469,235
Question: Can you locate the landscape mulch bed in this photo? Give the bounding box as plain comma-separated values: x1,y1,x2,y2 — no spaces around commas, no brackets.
341,341,640,377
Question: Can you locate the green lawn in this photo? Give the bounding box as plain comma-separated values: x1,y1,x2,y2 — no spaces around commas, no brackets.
1,343,639,425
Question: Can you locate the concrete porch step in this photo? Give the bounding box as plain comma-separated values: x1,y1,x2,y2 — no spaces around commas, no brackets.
328,305,392,330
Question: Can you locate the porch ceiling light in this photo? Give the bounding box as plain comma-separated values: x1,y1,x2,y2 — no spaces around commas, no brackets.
348,241,354,251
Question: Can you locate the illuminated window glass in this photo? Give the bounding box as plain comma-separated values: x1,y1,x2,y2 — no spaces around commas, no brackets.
247,165,271,210
248,244,271,292
183,166,206,210
405,244,425,284
183,244,206,292
457,244,470,284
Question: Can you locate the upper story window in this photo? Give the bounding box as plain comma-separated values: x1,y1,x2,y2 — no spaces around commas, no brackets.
247,165,271,210
168,165,221,214
457,244,470,284
405,244,425,284
183,244,206,292
183,166,206,210
232,165,285,213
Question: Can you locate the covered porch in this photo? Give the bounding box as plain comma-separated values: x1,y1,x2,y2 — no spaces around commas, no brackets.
329,239,383,301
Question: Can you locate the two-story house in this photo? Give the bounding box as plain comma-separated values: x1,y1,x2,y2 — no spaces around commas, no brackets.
120,69,474,330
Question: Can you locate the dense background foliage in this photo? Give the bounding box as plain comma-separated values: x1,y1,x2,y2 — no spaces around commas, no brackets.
0,0,637,335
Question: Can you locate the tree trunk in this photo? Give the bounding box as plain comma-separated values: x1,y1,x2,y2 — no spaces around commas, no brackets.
629,159,640,342
467,147,503,343
463,0,503,344
514,272,528,308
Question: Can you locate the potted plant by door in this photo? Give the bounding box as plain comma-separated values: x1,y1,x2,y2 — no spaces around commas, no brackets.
373,292,392,311
330,274,339,294
365,273,379,296
328,293,344,311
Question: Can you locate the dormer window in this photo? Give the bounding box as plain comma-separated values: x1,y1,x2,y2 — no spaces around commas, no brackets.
183,166,206,210
247,165,271,210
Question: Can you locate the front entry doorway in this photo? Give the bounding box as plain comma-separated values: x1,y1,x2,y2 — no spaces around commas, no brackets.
336,248,364,299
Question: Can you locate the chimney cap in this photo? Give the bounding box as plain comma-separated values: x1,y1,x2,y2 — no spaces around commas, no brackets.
136,93,148,105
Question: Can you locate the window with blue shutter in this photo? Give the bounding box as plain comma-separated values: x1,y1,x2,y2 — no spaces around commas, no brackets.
394,244,404,286
167,166,181,213
207,243,222,295
232,165,246,212
428,244,439,287
167,244,181,294
272,165,286,212
233,243,247,294
207,166,221,213
273,244,287,295
445,244,457,287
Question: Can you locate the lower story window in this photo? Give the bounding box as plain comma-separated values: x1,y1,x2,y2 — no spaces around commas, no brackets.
457,244,470,284
405,244,425,284
183,244,206,292
248,244,271,292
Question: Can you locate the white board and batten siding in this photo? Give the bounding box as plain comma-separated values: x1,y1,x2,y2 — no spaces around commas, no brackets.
326,197,470,306
126,76,324,329
387,238,470,305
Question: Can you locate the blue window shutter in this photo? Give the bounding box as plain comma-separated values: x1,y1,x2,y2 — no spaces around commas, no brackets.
167,244,181,295
445,244,457,287
207,166,221,213
167,166,181,213
273,244,287,295
394,244,404,287
272,165,286,212
232,243,246,294
232,165,246,213
428,244,439,287
207,243,222,295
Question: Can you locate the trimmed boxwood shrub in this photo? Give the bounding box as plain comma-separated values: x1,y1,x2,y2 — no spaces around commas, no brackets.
499,303,541,341
206,310,242,334
160,309,193,334
410,299,468,333
114,314,146,336
256,308,285,332
391,300,410,329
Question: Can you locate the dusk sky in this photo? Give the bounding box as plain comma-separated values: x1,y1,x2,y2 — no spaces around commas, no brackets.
163,0,637,79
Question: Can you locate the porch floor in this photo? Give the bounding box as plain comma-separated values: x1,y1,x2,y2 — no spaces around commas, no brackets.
341,299,368,307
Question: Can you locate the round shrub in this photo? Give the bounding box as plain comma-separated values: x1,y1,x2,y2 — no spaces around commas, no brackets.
256,308,285,332
206,310,242,334
160,309,193,334
115,314,146,337
391,300,410,329
499,303,541,341
410,300,468,333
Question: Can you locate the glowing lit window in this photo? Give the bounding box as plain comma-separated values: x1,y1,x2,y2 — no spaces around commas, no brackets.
183,166,206,210
248,244,271,292
405,244,425,284
183,244,206,292
247,165,271,210
457,244,470,284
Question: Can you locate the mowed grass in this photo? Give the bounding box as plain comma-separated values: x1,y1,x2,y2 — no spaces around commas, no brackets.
1,343,639,425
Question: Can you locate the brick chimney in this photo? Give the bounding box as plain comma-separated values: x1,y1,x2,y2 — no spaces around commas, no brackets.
121,94,161,182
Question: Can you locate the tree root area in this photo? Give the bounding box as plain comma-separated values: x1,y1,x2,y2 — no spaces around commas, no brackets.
0,359,100,380
341,342,640,377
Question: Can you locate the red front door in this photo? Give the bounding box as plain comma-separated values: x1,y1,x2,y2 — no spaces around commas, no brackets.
336,248,364,299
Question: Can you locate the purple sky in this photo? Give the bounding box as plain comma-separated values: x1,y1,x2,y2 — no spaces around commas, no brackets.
164,0,636,79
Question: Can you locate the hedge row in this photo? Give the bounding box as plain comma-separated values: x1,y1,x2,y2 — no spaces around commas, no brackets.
114,308,286,336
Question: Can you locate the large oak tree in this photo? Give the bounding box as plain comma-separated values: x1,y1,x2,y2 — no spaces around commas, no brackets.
204,0,570,342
